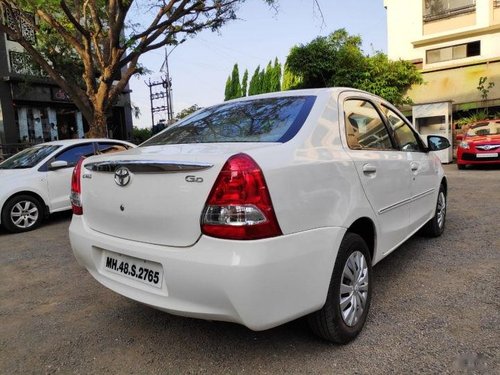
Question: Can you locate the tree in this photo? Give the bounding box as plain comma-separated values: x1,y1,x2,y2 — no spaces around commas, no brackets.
224,76,232,101
285,29,422,105
271,57,282,92
131,126,152,144
175,104,202,121
282,63,302,90
0,0,276,137
229,63,242,100
241,69,248,97
248,66,261,96
358,53,422,105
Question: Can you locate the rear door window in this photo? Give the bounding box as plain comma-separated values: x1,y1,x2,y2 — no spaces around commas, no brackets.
54,143,95,167
344,99,394,150
142,96,316,146
97,142,130,155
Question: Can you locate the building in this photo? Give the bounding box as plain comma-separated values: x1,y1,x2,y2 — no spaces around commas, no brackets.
0,9,133,157
384,0,500,161
384,0,500,111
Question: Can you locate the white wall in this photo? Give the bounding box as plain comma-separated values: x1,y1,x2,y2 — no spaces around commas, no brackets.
385,0,500,66
384,0,422,60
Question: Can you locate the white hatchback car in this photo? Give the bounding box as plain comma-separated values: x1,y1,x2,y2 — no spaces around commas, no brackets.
69,88,450,343
0,139,135,232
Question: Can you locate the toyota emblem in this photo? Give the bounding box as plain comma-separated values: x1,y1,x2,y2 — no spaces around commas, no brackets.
114,167,131,187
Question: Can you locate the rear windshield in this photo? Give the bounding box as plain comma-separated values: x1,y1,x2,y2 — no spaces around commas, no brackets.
142,96,316,146
0,145,60,169
466,122,500,136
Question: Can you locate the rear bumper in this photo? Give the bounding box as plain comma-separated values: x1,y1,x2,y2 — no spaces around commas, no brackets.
69,216,345,330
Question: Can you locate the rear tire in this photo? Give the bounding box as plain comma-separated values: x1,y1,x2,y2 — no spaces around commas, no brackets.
1,195,44,233
421,184,446,237
308,233,372,344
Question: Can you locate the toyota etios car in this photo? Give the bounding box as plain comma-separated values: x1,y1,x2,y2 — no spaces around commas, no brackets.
69,88,450,343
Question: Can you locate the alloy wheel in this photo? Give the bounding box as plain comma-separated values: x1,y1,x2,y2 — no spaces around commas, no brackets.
10,200,39,229
436,192,446,229
339,251,369,327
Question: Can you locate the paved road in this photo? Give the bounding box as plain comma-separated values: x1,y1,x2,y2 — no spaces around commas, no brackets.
1,165,499,374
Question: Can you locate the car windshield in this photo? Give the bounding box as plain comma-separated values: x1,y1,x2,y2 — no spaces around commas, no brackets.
0,145,60,169
142,96,316,146
466,122,500,137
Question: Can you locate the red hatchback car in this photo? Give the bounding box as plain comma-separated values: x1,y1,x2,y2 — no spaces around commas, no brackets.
456,119,500,169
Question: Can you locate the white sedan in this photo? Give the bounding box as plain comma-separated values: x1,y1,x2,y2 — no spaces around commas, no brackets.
69,88,450,343
0,139,135,232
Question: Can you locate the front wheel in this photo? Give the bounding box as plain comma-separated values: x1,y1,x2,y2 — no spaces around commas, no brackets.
421,185,446,237
308,233,372,344
1,195,44,233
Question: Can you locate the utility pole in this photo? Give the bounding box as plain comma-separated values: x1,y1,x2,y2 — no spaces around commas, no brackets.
145,47,174,130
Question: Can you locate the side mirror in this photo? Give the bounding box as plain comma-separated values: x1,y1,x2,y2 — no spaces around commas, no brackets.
49,160,69,170
427,135,451,152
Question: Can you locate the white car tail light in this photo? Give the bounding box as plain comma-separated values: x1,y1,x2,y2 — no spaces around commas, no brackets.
201,153,282,240
70,158,84,215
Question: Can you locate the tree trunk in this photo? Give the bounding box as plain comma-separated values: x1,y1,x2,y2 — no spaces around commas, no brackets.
87,110,108,138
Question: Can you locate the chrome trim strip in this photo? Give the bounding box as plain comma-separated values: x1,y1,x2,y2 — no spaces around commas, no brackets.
85,160,214,173
378,188,435,215
411,188,435,202
378,198,412,215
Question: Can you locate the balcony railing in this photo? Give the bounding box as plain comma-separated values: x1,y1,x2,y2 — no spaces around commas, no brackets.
9,51,47,77
423,0,476,22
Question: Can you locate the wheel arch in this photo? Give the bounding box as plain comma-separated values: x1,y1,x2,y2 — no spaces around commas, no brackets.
1,191,49,221
346,217,376,264
441,176,448,195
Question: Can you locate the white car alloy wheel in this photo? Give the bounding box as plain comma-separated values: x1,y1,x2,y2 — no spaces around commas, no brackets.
11,200,39,229
2,195,44,233
340,251,369,327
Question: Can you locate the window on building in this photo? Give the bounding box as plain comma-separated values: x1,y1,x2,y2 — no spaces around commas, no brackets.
426,41,480,64
495,0,500,8
423,0,476,22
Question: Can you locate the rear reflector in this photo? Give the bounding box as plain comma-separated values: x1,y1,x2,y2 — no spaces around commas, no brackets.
70,158,84,215
201,153,282,240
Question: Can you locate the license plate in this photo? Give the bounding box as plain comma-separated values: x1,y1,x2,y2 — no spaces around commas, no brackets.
477,153,498,158
103,252,163,288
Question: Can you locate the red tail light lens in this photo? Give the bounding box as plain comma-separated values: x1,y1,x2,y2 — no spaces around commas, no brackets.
201,153,282,240
70,158,84,215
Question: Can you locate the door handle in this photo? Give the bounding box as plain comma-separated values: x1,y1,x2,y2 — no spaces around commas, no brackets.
362,164,377,174
410,162,419,172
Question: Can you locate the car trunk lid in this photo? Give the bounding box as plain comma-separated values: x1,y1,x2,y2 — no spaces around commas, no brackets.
80,143,276,247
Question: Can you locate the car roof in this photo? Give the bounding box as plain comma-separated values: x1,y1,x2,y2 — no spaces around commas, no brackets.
223,87,366,102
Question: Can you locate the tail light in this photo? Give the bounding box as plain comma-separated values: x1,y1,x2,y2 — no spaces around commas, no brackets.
201,153,282,240
70,158,84,215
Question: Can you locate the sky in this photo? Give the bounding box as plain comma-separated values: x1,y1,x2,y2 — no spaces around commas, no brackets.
128,0,388,129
